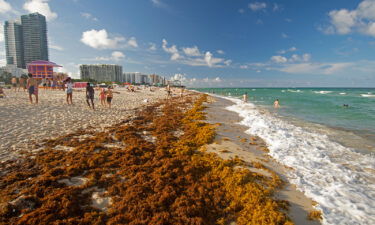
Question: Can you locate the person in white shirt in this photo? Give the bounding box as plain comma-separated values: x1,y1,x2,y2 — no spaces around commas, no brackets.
65,77,74,105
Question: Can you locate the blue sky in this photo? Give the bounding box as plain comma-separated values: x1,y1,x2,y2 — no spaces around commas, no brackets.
0,0,375,87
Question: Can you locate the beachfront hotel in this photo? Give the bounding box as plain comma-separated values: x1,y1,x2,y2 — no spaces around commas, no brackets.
80,64,123,82
4,20,24,69
21,13,49,67
3,13,49,69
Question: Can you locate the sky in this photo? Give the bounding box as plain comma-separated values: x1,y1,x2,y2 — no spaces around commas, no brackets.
0,0,375,87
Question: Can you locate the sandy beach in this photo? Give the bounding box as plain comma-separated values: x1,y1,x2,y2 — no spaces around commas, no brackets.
0,91,323,224
204,96,321,225
0,87,168,162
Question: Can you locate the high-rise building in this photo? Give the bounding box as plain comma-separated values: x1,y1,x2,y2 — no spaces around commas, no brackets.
3,13,49,69
80,64,123,82
4,20,24,68
21,13,49,67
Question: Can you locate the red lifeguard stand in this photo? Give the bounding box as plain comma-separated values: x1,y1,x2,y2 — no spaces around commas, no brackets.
27,60,62,79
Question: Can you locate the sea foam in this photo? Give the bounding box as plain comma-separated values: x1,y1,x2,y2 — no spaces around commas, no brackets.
361,94,375,98
314,91,333,94
224,97,375,225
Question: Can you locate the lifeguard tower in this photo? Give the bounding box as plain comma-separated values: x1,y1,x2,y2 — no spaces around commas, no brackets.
27,60,62,79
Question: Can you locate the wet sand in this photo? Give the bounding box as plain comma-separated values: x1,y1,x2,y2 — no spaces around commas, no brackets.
204,96,321,225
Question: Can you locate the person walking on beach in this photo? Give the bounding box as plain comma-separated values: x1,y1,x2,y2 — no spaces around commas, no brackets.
11,77,17,92
18,76,26,92
86,82,95,110
166,84,171,99
99,87,106,107
106,87,113,108
65,77,73,105
105,86,120,108
27,73,38,104
274,99,280,108
243,92,248,103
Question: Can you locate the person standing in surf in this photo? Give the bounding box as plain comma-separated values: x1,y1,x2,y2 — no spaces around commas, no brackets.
274,99,280,108
243,92,248,102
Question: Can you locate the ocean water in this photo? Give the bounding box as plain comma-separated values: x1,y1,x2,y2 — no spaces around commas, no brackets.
193,88,375,225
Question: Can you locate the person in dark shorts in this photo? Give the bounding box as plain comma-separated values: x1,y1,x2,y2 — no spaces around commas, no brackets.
26,73,38,104
86,82,95,110
105,86,119,108
106,87,113,108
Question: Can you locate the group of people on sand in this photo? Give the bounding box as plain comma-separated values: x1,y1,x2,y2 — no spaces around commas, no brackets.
242,92,280,108
166,84,185,99
11,76,27,92
98,86,119,109
65,78,119,110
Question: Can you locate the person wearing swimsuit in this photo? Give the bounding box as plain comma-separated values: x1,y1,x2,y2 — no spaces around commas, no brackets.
99,88,106,106
86,82,95,110
106,87,114,108
27,73,38,104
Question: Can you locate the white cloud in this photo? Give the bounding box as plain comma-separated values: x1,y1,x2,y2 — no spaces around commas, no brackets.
217,50,225,54
127,37,138,48
50,44,63,51
279,62,352,75
23,0,57,21
238,8,245,14
171,73,187,82
182,46,201,56
289,53,311,62
162,39,180,60
277,46,297,54
161,39,230,68
273,3,282,12
149,43,157,51
170,74,223,87
81,29,125,49
224,60,232,66
151,0,167,9
89,51,125,62
0,0,12,14
281,33,289,38
240,65,249,69
204,52,213,67
271,55,288,63
248,2,267,11
329,9,357,34
81,12,98,21
111,51,125,61
204,51,226,67
324,0,375,37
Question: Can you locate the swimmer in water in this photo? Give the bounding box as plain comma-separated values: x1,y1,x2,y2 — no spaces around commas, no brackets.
274,99,280,108
243,92,248,102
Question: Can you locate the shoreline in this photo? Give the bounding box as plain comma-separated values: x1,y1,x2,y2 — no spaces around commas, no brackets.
204,96,320,225
0,91,322,224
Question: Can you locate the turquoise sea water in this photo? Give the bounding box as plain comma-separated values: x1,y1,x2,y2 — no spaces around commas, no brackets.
193,87,375,224
193,88,375,152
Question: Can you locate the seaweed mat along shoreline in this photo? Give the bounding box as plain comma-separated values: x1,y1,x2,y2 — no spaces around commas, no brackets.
1,93,296,224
